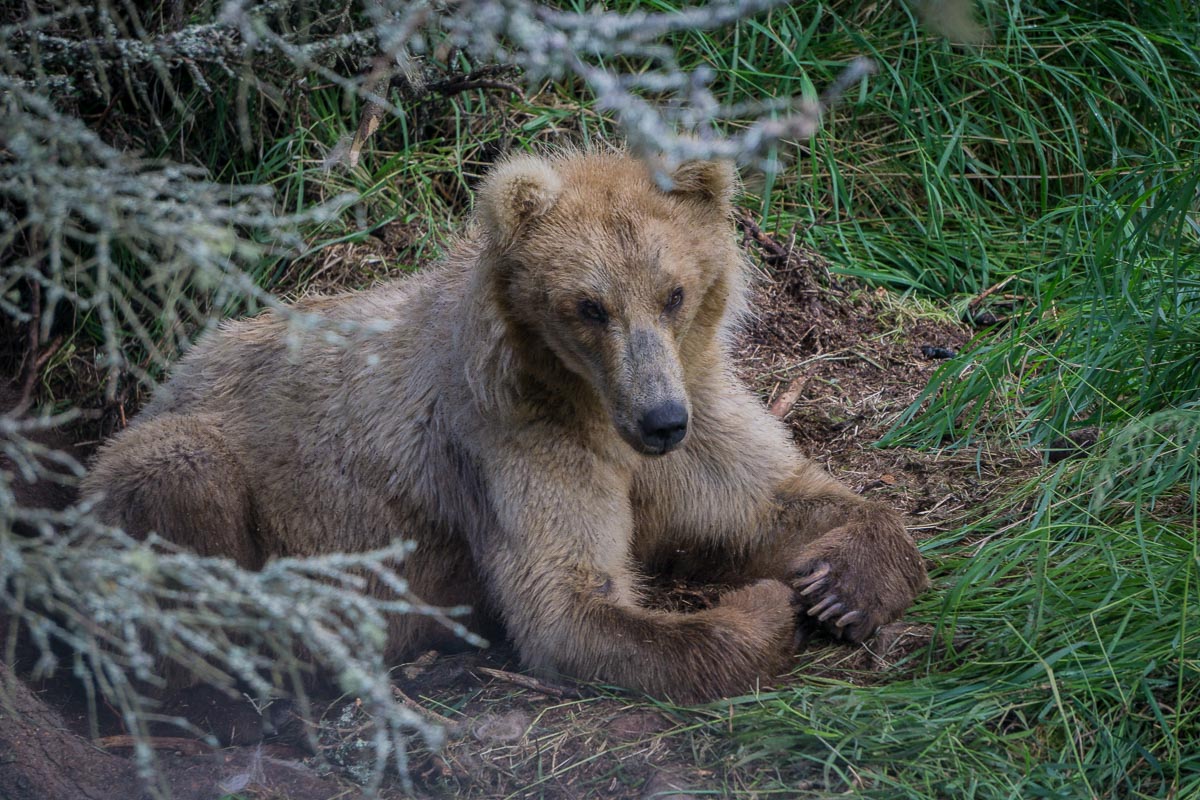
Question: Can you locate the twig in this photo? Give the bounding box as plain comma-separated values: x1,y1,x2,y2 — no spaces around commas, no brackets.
968,275,1017,311
33,337,62,371
734,208,791,268
96,735,214,756
391,685,459,730
474,666,584,699
768,374,811,418
734,207,843,311
436,77,524,97
12,282,61,417
851,350,886,371
427,65,526,101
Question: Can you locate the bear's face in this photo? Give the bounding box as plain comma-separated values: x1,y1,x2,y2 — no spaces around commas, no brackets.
477,153,741,456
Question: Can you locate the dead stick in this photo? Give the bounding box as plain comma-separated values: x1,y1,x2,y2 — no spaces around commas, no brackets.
769,374,812,418
33,336,62,370
12,280,42,416
429,77,526,100
734,209,789,264
96,735,214,756
392,685,459,729
968,275,1016,310
475,667,584,699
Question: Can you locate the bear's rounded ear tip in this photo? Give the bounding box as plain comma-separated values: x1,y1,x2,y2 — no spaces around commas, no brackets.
477,156,564,240
666,159,738,204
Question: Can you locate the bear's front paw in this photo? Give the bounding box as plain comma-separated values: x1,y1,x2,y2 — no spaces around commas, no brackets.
789,534,928,644
718,579,799,653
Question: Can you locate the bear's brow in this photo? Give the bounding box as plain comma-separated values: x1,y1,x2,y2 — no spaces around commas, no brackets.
602,212,640,248
598,214,664,273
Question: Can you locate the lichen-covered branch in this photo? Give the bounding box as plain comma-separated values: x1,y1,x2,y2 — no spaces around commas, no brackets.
1,470,481,793
0,79,356,394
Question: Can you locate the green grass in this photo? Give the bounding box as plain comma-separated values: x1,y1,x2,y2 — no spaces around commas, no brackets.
711,444,1199,798
683,5,1197,795
23,0,1199,796
882,163,1200,448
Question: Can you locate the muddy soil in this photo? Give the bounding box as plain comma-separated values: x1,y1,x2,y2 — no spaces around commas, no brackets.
1,216,1037,799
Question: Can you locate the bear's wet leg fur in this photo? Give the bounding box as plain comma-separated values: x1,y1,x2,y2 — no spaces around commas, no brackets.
567,579,796,701
82,413,263,569
484,549,797,703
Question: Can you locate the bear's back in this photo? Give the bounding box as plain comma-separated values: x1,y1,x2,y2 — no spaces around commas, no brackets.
131,261,481,555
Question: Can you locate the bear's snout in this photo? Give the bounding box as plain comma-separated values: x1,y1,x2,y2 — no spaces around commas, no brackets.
638,401,689,454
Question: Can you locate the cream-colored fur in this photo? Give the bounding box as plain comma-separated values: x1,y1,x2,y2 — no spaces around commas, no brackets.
83,151,928,701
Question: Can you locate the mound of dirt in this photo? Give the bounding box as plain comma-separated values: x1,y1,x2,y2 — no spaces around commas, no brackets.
732,212,1032,533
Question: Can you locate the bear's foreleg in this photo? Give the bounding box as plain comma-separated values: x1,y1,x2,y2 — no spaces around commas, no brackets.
490,555,797,701
473,441,797,702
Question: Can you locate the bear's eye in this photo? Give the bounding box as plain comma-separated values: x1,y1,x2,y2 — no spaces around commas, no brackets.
663,287,685,313
578,299,609,325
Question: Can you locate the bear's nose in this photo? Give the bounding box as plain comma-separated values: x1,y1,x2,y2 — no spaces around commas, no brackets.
638,402,689,454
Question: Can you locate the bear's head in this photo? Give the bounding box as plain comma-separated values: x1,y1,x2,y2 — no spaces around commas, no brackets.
472,151,747,457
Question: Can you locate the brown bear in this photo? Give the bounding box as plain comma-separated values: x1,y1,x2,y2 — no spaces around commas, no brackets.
82,150,928,702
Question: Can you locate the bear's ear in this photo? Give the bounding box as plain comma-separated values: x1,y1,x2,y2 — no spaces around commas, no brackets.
666,159,738,205
476,155,564,245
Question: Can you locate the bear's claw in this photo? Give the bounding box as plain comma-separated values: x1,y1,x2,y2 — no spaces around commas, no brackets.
795,563,830,595
834,610,862,629
807,594,841,619
789,558,878,643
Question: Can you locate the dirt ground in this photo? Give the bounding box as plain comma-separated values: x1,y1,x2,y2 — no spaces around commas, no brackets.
2,214,1038,799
